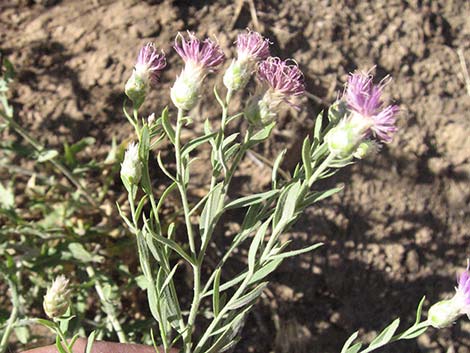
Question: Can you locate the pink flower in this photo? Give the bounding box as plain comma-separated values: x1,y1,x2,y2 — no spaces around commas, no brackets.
135,43,167,85
456,267,470,309
174,32,225,71
257,57,305,107
345,71,399,143
236,30,270,62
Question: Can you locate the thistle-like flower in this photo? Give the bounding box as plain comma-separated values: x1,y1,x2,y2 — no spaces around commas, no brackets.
244,57,305,125
43,275,71,319
224,30,270,91
120,142,141,187
171,32,225,111
428,265,470,328
345,71,399,144
125,43,166,108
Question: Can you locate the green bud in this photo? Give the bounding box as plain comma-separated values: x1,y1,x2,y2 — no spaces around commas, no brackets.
170,73,200,111
244,95,275,126
120,142,142,187
223,60,251,92
125,71,147,109
353,141,378,159
326,122,360,157
428,299,461,328
43,276,71,319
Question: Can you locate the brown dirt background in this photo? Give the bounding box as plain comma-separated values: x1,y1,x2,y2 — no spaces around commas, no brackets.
1,0,470,352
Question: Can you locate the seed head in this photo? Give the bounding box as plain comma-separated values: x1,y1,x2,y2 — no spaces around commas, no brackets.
43,276,71,319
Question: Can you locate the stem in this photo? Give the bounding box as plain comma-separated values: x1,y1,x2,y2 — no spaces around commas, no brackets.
174,108,200,352
54,324,74,353
86,266,128,343
175,109,197,255
0,276,20,353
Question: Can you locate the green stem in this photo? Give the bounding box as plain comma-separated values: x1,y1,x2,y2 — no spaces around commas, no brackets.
53,323,73,353
0,276,20,353
85,266,127,343
174,108,199,352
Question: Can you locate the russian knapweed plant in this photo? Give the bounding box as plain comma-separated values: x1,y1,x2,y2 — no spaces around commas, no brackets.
116,30,470,353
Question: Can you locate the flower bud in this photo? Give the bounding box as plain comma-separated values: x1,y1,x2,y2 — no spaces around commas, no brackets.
121,142,141,186
427,266,470,328
170,71,200,111
428,299,461,328
223,60,251,92
147,113,156,126
325,121,361,157
244,95,274,126
353,140,379,159
125,72,147,109
125,43,166,109
43,276,71,319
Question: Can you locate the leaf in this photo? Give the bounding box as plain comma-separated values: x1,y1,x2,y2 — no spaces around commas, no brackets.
159,264,179,295
14,326,30,344
85,331,97,353
161,107,175,144
273,180,302,235
35,318,57,330
301,137,313,179
415,296,426,325
157,152,175,181
199,183,225,250
212,268,221,317
68,243,103,263
181,132,217,157
249,122,275,146
313,110,324,141
0,182,14,210
341,331,360,353
139,125,150,162
37,149,59,163
272,149,287,188
226,282,267,310
399,325,428,340
145,219,195,265
268,242,323,260
55,336,68,353
300,186,344,208
364,318,400,352
248,220,270,271
225,190,279,210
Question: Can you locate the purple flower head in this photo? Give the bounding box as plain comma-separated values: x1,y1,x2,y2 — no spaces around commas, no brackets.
135,43,167,85
345,71,399,144
236,30,270,62
174,32,225,71
257,57,305,106
456,266,470,308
